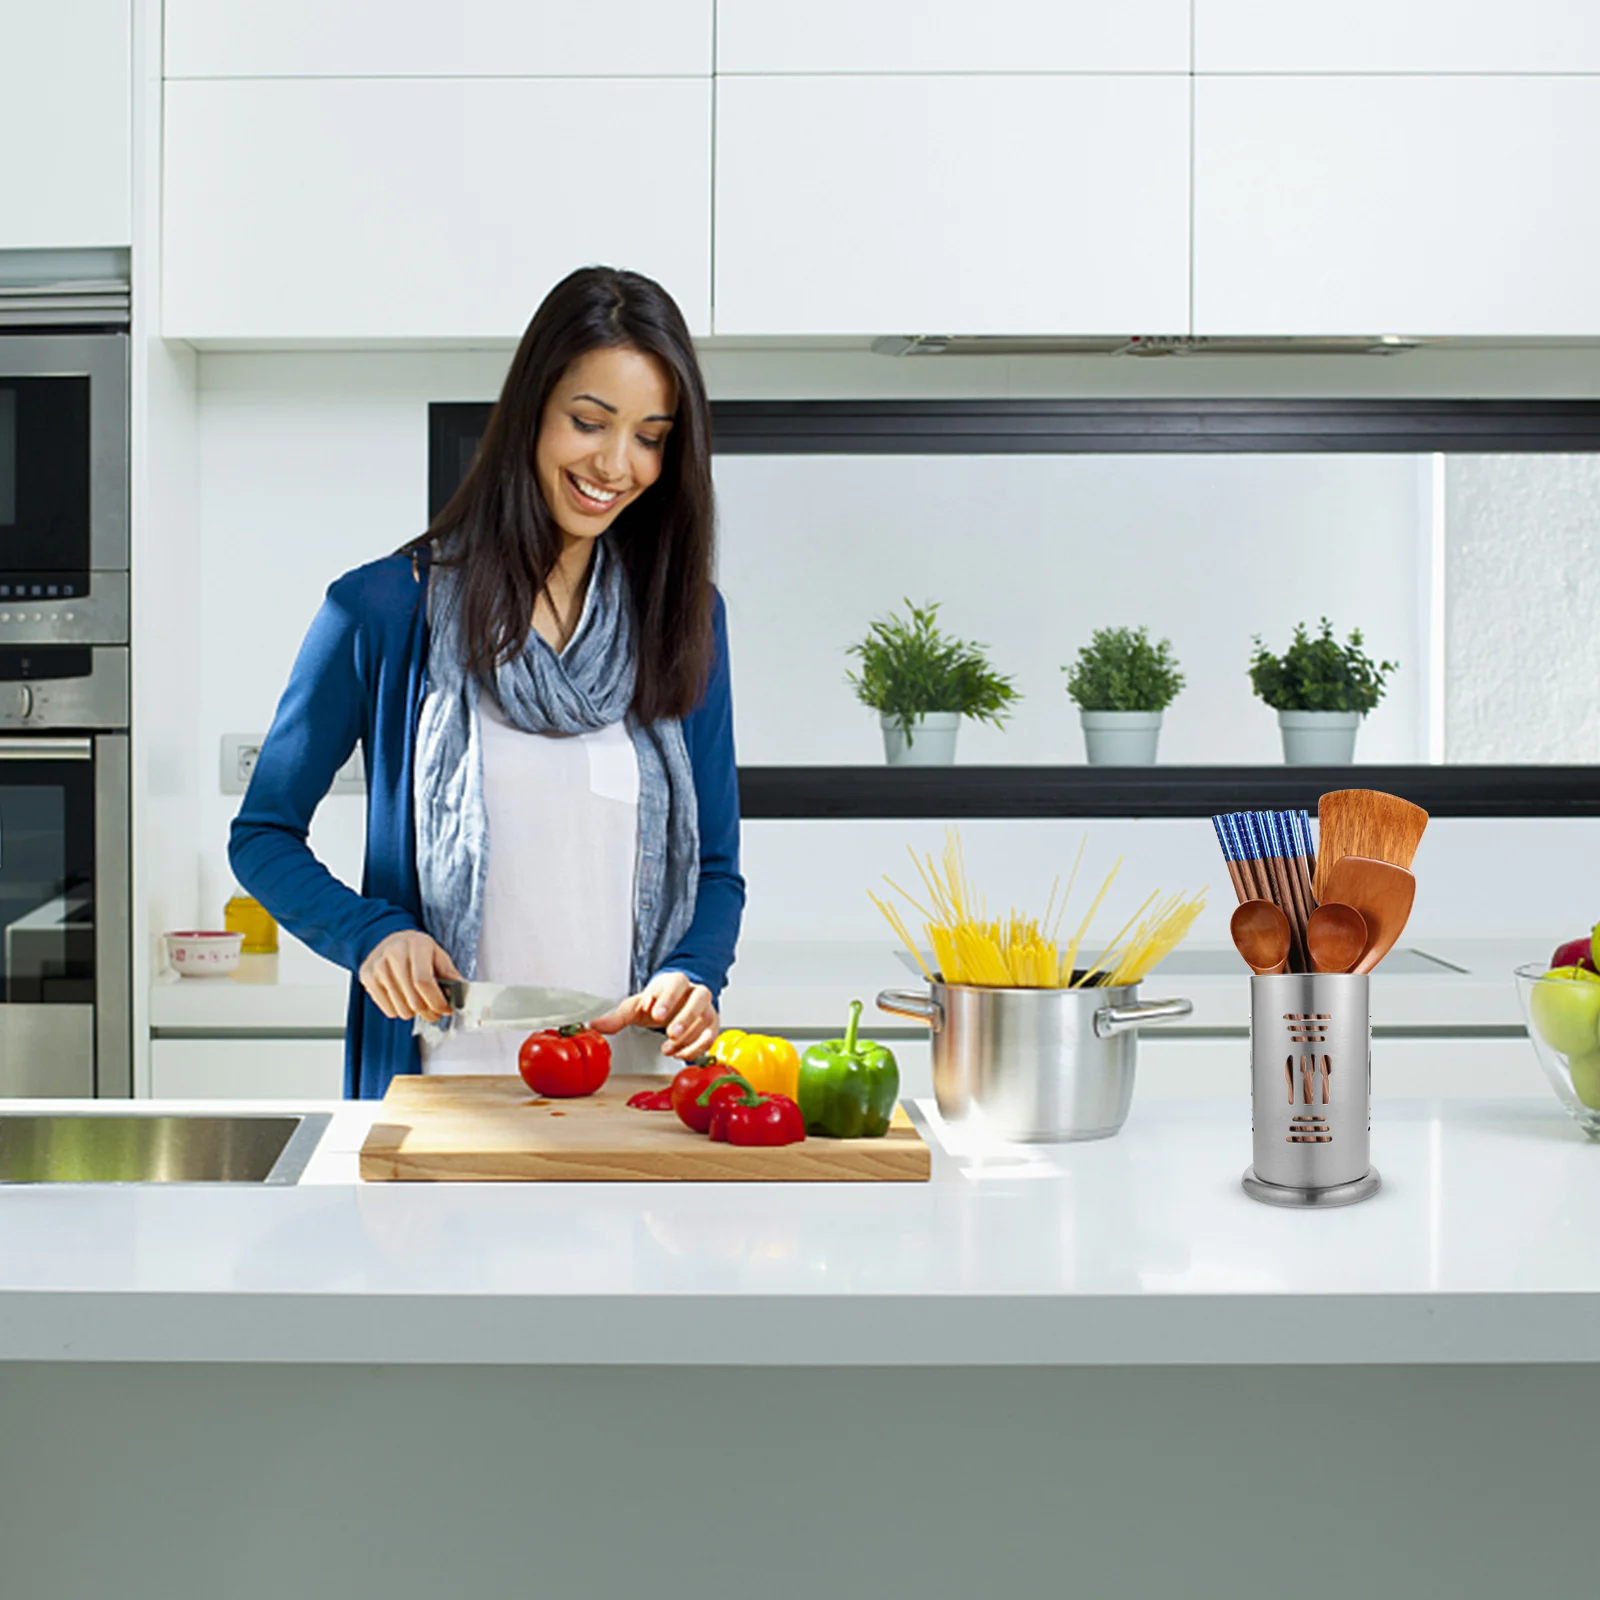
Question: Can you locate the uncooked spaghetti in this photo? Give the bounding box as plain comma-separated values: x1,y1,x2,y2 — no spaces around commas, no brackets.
874,828,1205,989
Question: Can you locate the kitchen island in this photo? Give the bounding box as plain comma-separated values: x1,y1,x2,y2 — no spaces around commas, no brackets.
0,1088,1593,1599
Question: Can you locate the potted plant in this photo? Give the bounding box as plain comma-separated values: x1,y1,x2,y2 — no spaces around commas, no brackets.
846,599,1020,766
1248,618,1398,764
1061,625,1185,765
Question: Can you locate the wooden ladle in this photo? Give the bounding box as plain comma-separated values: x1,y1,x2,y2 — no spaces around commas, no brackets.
1231,899,1291,976
1305,901,1368,974
1318,856,1417,974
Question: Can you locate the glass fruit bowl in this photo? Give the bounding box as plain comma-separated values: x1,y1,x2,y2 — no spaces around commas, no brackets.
1513,964,1600,1140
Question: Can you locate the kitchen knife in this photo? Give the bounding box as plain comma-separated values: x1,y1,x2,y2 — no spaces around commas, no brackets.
440,980,614,1032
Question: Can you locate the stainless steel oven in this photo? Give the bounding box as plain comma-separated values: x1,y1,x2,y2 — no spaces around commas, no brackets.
0,310,130,1098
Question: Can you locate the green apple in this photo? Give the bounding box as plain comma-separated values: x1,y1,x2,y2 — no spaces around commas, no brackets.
1592,922,1600,972
1529,966,1600,1057
1568,1052,1600,1110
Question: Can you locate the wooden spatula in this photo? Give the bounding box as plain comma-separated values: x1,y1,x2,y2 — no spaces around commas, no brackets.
1318,856,1417,974
1314,790,1428,902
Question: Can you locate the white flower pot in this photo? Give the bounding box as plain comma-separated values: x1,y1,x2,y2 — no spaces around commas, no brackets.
881,712,960,766
1079,710,1163,766
1277,710,1362,765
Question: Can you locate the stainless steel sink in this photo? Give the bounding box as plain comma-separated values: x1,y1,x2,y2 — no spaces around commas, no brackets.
0,1111,331,1185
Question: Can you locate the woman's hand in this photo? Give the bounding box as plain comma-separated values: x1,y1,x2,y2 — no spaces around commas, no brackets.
358,930,462,1023
592,972,719,1061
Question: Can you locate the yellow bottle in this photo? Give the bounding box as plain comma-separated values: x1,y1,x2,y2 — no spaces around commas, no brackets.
224,891,278,955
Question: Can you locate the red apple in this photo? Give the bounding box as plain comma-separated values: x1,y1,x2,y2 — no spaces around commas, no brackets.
1551,937,1597,972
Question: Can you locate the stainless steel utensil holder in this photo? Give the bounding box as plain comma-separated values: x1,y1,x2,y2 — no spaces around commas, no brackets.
1243,973,1380,1208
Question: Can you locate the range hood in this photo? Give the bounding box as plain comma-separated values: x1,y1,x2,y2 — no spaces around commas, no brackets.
871,334,1421,357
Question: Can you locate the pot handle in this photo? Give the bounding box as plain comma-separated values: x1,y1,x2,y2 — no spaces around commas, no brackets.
876,988,944,1034
1094,996,1193,1039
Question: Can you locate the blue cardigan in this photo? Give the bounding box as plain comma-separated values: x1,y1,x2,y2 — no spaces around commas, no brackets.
228,553,745,1099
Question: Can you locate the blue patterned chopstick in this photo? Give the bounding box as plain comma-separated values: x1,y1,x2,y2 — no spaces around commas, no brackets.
1211,807,1319,971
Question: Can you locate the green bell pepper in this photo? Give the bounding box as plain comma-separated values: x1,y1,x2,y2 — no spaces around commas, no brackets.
797,1000,899,1139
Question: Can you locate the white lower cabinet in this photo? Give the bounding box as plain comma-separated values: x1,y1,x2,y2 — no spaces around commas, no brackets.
1194,75,1600,337
150,1039,345,1101
714,74,1191,336
163,77,713,341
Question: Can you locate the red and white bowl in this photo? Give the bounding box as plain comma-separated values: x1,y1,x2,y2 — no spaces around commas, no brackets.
164,930,244,978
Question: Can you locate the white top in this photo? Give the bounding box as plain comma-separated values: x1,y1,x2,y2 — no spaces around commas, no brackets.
3,1092,1599,1365
422,693,646,1074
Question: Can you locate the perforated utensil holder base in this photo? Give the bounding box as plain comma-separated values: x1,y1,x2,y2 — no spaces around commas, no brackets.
1244,972,1380,1208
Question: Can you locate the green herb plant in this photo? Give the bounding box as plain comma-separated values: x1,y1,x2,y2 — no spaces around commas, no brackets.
846,599,1020,743
1062,626,1185,713
1248,618,1398,714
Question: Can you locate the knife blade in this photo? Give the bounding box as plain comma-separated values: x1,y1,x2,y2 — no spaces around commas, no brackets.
441,979,614,1033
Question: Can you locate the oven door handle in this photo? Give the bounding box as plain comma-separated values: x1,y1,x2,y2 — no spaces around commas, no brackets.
0,736,92,759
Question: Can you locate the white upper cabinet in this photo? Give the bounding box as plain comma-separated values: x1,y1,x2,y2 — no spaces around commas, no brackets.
165,0,713,77
1194,76,1600,336
163,79,712,341
1196,1,1600,72
717,0,1190,73
0,1,130,249
715,76,1190,337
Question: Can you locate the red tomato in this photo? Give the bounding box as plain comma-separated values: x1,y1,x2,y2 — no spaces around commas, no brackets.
518,1027,611,1098
670,1063,745,1134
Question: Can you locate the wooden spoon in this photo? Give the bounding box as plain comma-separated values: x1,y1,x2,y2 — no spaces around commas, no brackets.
1318,856,1417,974
1305,901,1368,974
1314,790,1429,902
1230,899,1292,976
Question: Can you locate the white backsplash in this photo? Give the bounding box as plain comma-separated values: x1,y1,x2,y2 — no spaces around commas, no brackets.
186,347,1599,955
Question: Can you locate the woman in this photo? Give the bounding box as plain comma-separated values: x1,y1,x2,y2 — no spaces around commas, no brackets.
230,266,744,1098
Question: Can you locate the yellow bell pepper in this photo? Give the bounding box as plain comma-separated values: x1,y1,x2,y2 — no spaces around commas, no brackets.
709,1029,801,1100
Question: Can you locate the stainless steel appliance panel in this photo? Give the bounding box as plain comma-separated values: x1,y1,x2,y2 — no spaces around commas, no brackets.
93,732,129,1096
0,571,128,646
0,647,127,729
0,1005,94,1097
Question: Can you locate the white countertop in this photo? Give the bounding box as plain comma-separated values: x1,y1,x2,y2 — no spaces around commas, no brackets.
2,1083,1596,1366
150,936,1539,1033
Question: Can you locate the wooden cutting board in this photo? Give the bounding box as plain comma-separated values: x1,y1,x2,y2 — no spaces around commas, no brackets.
359,1074,931,1183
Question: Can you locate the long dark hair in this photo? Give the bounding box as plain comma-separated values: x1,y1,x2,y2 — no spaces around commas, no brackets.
407,266,715,723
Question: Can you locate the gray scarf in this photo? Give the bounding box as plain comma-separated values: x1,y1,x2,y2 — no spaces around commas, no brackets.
413,537,699,990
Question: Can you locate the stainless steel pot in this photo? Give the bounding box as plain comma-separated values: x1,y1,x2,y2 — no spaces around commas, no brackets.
877,980,1193,1142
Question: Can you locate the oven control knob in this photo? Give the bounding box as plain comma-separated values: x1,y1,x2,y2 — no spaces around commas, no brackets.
17,685,34,720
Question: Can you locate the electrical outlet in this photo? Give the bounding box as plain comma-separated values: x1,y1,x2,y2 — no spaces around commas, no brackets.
220,734,264,795
220,735,367,796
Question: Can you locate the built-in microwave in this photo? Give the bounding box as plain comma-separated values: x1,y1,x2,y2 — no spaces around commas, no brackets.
0,331,128,645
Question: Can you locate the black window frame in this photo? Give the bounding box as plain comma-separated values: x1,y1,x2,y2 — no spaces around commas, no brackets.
428,397,1600,818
